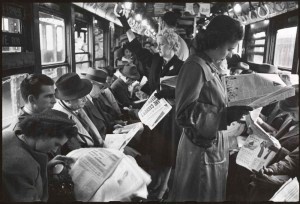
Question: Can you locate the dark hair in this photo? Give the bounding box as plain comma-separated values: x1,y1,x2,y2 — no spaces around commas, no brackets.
196,15,244,51
193,3,200,8
20,74,54,102
19,111,78,140
162,11,180,28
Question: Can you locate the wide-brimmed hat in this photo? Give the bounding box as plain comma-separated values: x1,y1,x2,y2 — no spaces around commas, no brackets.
279,84,299,112
252,63,279,74
119,64,140,80
55,73,92,100
81,67,108,84
231,62,250,71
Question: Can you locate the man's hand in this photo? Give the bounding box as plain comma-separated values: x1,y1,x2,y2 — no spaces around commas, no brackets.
48,155,76,170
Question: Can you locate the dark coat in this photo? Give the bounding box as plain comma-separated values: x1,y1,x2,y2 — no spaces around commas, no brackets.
110,78,138,109
127,38,183,95
83,98,108,137
127,38,184,167
2,130,49,202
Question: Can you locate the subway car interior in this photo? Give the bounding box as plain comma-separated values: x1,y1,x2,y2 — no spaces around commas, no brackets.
2,1,299,202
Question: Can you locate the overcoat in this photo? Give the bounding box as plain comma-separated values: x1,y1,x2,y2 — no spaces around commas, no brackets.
169,53,229,201
2,130,49,202
127,38,184,167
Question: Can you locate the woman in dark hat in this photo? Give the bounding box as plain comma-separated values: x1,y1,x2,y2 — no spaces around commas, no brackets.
2,109,77,202
169,15,252,201
117,9,184,200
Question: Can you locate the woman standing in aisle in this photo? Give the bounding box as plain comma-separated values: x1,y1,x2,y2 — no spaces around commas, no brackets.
168,15,252,202
117,9,184,200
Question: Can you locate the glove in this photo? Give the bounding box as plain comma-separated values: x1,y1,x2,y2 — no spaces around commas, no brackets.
226,106,253,125
117,11,131,32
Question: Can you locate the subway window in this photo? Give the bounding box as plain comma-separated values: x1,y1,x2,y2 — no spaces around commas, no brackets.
75,19,90,74
2,74,27,129
2,16,22,52
41,66,68,83
273,26,297,69
39,12,66,65
93,19,105,68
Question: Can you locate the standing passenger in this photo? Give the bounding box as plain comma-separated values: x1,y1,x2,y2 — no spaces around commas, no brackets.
168,15,252,202
161,11,189,61
117,11,184,199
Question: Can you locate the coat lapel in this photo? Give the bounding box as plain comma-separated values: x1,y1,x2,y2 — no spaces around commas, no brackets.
85,98,106,121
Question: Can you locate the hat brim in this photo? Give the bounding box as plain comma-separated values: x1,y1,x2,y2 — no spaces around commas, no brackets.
55,79,92,100
120,69,140,80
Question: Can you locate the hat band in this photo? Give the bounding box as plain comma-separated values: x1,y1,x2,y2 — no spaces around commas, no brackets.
85,74,106,84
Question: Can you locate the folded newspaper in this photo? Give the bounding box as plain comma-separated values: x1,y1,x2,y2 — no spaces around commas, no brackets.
67,148,151,202
222,73,295,108
104,122,144,150
138,91,172,130
236,108,280,172
270,177,299,202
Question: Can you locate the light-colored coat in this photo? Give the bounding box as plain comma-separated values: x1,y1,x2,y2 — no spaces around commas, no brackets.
169,53,229,202
53,100,103,150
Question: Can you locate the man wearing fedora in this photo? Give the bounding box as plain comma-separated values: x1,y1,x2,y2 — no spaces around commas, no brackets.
53,73,104,154
110,64,141,110
81,67,124,135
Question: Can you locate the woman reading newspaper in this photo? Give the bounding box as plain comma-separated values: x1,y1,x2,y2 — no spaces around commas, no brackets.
168,15,252,202
116,7,184,200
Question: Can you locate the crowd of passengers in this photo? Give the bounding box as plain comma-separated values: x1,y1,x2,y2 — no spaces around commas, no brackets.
2,10,299,202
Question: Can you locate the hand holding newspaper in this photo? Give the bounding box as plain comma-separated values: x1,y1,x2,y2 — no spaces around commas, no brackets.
236,108,280,172
104,122,144,150
138,91,172,130
67,148,151,202
222,73,295,109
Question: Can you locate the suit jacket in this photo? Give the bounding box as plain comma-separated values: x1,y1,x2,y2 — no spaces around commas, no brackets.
53,101,103,154
2,130,49,202
7,107,30,131
83,98,108,137
110,78,138,109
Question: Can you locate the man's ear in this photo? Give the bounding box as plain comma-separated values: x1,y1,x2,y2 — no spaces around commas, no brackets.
28,95,36,104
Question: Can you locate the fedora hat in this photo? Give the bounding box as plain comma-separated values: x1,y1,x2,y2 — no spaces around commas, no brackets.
252,63,279,74
55,73,92,100
81,67,108,84
119,64,140,80
231,62,250,71
279,84,299,112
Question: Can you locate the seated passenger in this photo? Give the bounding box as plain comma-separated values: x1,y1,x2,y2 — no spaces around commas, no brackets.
110,64,141,110
82,68,125,134
53,73,104,154
8,74,56,131
2,109,77,202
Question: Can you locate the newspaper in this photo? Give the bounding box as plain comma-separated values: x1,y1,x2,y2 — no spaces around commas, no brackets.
104,122,144,150
67,148,151,202
270,177,299,202
236,108,279,172
138,91,172,130
222,73,295,108
67,148,123,201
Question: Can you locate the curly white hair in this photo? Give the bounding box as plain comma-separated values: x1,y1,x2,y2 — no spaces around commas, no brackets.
156,28,181,52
